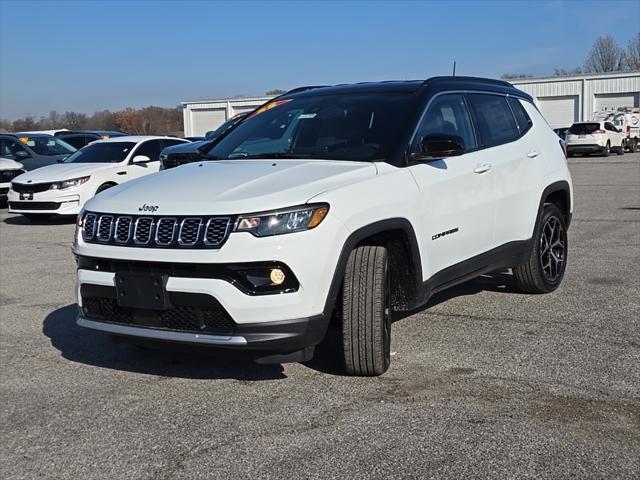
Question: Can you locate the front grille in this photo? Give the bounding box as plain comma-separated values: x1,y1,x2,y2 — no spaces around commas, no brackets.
9,201,61,210
81,288,236,335
11,182,51,194
82,212,233,249
1,169,24,183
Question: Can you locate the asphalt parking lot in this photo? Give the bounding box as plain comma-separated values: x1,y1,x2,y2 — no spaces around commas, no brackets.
1,154,639,479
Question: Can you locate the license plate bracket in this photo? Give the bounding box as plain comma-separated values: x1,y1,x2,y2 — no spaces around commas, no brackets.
19,192,33,200
114,272,170,310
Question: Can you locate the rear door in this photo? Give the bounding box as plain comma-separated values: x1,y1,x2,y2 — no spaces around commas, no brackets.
408,93,494,275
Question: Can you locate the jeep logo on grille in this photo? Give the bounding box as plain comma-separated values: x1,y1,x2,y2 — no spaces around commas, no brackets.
138,204,159,213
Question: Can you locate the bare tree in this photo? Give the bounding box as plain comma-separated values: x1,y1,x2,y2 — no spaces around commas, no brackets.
61,111,88,130
584,35,625,73
553,67,583,76
500,73,533,80
625,33,640,70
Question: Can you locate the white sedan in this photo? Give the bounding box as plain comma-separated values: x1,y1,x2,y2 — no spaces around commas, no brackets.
8,136,188,219
1,157,26,201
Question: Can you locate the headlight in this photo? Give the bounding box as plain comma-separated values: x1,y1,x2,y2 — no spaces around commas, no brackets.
49,176,90,190
234,203,329,237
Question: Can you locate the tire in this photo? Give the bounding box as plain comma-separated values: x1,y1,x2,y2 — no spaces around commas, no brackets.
617,141,624,155
514,203,568,294
96,183,115,194
629,139,637,153
342,245,392,376
602,141,610,157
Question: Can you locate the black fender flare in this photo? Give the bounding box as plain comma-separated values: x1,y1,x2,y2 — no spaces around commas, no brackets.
322,218,423,319
536,180,572,230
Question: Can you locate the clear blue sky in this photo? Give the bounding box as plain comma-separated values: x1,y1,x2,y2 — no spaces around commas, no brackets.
1,0,638,120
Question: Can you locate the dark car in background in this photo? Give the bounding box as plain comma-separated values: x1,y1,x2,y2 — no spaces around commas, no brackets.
55,130,128,149
0,133,76,170
160,112,250,170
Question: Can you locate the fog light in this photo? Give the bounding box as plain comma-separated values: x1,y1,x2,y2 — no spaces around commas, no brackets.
270,268,286,285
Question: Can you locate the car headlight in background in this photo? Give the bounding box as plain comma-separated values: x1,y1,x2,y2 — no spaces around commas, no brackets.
49,176,90,190
234,203,329,237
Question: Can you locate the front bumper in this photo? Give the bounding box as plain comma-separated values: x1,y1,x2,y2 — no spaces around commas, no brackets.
7,186,86,215
74,212,349,359
566,144,605,154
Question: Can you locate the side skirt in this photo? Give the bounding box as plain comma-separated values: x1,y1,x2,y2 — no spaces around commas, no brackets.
421,239,532,303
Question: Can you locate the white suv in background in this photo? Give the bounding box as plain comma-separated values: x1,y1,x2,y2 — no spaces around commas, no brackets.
73,78,573,376
565,121,625,157
8,136,188,220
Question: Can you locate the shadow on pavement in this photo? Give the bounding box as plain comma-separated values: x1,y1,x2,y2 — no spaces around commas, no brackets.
43,271,523,379
43,304,288,381
4,214,76,226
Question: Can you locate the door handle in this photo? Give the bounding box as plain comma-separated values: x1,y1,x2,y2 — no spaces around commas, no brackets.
527,150,540,158
116,171,127,175
473,163,492,174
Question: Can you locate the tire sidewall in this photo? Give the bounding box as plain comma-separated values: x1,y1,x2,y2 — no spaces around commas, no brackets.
534,204,568,291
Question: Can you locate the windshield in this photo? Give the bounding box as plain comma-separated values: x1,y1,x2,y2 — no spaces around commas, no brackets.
20,136,76,156
207,93,417,161
569,123,600,134
204,114,247,140
63,142,136,163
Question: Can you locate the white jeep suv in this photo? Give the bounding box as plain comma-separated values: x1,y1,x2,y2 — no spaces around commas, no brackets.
73,78,573,376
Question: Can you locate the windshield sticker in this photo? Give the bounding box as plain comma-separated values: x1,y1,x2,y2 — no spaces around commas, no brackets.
19,137,29,143
248,99,293,119
298,113,317,119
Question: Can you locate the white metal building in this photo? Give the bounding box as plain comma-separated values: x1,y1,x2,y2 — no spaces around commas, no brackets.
182,96,273,137
182,72,639,135
512,71,640,128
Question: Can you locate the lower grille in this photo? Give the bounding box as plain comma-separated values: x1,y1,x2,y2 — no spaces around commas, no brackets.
0,187,8,195
9,201,61,210
81,286,236,335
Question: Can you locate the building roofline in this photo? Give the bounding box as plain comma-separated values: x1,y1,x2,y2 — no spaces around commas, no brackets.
181,96,273,106
511,70,640,84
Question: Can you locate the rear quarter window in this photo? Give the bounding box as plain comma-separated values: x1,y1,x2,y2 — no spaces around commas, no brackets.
468,94,519,147
507,97,532,135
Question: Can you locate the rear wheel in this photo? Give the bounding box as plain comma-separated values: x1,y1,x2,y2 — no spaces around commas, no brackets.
514,203,568,294
602,141,610,157
617,141,624,155
342,245,392,376
628,139,637,153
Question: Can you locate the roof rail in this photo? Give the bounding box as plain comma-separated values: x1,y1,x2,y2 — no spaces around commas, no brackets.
424,76,513,88
278,85,327,97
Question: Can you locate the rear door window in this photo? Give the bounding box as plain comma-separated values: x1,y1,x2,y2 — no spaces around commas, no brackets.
468,94,519,147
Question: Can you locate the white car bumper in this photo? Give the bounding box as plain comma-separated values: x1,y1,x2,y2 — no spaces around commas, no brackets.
7,184,92,215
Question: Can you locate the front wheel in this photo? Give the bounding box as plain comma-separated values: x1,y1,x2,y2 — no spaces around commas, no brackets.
514,204,568,293
341,245,392,376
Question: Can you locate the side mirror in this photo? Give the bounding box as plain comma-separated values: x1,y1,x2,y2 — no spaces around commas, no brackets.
132,155,151,163
14,150,30,159
413,135,466,160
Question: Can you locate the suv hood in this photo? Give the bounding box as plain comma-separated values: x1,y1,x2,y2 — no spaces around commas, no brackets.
11,162,117,183
0,157,24,171
86,159,377,215
163,140,212,155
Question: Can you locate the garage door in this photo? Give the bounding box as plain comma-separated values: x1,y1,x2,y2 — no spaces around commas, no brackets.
191,108,227,136
594,92,640,111
537,96,579,128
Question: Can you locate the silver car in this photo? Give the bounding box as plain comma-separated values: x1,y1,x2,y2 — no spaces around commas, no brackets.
0,134,76,170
